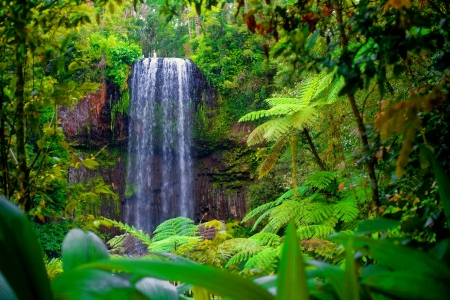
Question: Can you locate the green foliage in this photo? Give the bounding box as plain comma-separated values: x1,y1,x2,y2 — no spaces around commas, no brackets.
32,221,70,258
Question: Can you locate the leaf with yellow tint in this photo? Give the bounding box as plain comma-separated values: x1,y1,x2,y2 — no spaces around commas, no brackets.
384,0,412,10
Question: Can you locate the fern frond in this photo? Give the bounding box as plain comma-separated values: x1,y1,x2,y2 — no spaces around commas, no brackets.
242,201,277,223
265,97,305,106
304,202,334,223
105,218,152,246
152,217,197,242
297,225,335,240
304,171,337,190
263,200,305,233
243,247,279,273
249,232,281,247
149,236,200,252
219,238,261,260
107,234,127,249
298,71,326,103
45,258,63,280
258,137,287,179
316,76,345,105
226,246,263,268
247,119,279,146
240,103,310,122
251,207,275,231
289,106,318,129
312,69,337,100
333,197,360,223
262,117,292,142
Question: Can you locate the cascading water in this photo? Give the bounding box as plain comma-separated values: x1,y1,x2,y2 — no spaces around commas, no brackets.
124,58,201,234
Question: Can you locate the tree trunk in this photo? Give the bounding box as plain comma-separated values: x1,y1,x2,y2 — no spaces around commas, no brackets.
347,94,381,208
303,128,327,171
290,135,298,197
333,0,381,210
15,62,30,212
195,14,201,36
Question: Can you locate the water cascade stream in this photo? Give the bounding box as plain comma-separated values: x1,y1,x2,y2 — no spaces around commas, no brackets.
124,58,204,234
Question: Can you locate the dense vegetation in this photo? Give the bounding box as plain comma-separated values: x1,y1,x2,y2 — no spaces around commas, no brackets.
1,0,450,299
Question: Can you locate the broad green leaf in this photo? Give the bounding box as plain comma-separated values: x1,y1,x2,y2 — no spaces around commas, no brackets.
0,272,17,300
0,196,53,300
81,158,100,170
306,260,343,299
355,218,400,235
277,222,309,300
362,271,450,300
192,286,210,300
421,146,450,228
52,269,147,300
342,238,359,300
329,234,450,279
62,229,109,272
254,276,277,296
135,277,178,300
79,259,274,300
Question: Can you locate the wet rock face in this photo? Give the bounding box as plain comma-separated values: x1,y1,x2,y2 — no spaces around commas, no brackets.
192,124,257,223
58,83,127,147
59,72,255,232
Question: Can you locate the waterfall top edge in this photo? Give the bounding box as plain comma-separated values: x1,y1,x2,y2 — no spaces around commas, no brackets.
138,57,191,63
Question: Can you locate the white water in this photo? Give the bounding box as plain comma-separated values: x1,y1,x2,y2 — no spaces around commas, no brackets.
124,58,194,233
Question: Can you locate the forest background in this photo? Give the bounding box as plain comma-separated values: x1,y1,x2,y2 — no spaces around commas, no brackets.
0,0,450,299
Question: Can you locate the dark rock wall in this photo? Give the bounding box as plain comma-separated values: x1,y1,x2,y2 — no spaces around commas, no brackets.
60,76,255,233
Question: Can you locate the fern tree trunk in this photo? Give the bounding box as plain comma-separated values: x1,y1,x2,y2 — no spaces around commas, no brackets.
333,0,381,210
290,135,298,197
15,61,31,212
303,128,327,171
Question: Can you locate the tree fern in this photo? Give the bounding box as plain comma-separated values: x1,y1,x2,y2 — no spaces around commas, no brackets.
258,136,287,179
304,171,337,189
152,217,197,242
249,232,281,247
263,200,306,233
243,247,279,275
297,225,336,240
316,76,345,105
304,201,334,224
333,196,360,223
104,218,152,246
298,70,328,103
226,246,263,268
150,236,199,252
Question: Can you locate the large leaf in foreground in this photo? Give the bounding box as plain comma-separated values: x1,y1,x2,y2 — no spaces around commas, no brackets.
0,196,53,300
62,228,110,272
52,269,147,300
79,259,274,300
277,222,309,300
135,277,178,300
421,146,450,228
0,272,17,300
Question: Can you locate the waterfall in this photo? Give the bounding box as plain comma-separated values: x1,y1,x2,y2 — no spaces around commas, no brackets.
124,58,200,234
